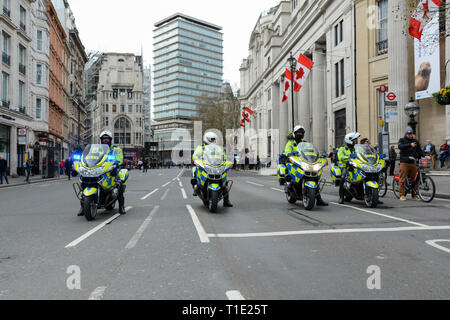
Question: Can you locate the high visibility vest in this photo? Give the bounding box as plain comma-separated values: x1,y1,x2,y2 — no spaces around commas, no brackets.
337,146,352,166
192,144,226,162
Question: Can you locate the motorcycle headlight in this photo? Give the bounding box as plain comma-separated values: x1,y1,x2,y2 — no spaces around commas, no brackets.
80,166,105,177
204,165,223,175
312,163,323,171
300,163,313,171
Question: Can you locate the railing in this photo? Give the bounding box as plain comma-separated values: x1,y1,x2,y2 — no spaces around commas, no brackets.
2,52,10,66
20,22,26,31
19,63,26,74
18,106,26,114
3,6,10,17
1,100,10,108
376,40,388,55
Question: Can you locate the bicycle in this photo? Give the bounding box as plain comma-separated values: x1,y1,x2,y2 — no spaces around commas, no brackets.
392,158,436,203
379,169,388,198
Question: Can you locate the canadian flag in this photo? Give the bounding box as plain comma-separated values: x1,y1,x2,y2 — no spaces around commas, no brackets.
282,69,301,103
296,54,314,86
409,0,442,41
245,107,254,116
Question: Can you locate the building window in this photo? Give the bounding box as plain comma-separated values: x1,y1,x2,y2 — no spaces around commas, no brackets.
268,110,272,129
19,81,24,113
2,32,10,66
105,104,109,112
2,72,9,107
377,0,388,55
120,105,125,113
335,109,346,147
136,105,139,113
128,105,132,113
334,20,343,46
36,98,41,119
36,64,42,85
2,0,9,16
113,89,118,99
112,104,117,112
335,59,345,98
19,6,26,31
19,45,25,74
267,88,272,101
37,30,43,51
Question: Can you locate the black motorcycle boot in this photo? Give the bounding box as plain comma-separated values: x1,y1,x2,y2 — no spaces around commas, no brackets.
223,194,234,207
338,186,345,204
118,188,126,215
191,179,198,196
316,194,329,206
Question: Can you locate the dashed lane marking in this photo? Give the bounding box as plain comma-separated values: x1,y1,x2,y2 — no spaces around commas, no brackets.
125,206,160,250
181,188,187,199
65,207,132,248
246,181,265,187
141,188,159,200
160,188,170,201
88,286,107,300
226,290,245,300
186,205,210,243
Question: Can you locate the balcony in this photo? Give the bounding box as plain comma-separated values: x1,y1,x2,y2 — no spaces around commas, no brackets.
1,100,10,109
18,106,26,114
2,52,10,66
3,6,10,17
19,63,26,75
376,40,388,56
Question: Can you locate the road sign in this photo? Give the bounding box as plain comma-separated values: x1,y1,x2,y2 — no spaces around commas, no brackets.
18,129,26,136
380,85,387,93
25,126,29,130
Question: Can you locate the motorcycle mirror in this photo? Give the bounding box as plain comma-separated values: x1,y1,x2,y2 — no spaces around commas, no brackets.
380,154,386,160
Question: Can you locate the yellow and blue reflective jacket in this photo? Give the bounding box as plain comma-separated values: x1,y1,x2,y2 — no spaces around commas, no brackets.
111,146,123,166
337,145,352,166
192,144,226,162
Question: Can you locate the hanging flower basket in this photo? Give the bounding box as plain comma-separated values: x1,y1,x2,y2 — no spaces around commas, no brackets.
433,86,450,105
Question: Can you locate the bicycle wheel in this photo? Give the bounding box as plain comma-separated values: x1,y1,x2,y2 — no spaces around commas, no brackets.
392,178,400,199
379,172,388,198
418,175,436,203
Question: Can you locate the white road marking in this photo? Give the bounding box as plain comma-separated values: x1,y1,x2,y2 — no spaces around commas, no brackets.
331,202,429,228
435,198,450,202
88,286,107,300
426,240,450,254
186,205,210,243
271,187,284,193
246,181,265,187
179,181,183,188
172,177,177,181
141,188,159,200
65,207,132,248
162,181,171,188
207,226,450,239
125,206,160,249
226,290,245,300
160,188,170,201
181,188,187,199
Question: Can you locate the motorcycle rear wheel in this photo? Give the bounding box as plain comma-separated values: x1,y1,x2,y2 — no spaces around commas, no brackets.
106,201,116,211
84,196,98,221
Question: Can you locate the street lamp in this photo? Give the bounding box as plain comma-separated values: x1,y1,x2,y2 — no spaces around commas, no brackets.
404,98,420,134
287,52,297,131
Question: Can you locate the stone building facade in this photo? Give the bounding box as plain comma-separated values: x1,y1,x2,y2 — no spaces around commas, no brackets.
239,0,357,160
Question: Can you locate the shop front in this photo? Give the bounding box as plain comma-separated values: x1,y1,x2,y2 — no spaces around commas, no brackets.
0,124,10,174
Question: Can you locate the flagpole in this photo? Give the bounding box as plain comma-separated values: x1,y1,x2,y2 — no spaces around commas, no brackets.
288,52,297,131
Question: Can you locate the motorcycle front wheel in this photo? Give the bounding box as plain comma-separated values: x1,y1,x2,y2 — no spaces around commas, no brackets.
303,187,316,211
83,196,98,221
209,190,219,213
364,187,379,208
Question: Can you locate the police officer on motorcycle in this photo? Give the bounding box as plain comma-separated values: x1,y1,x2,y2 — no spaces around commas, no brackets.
337,132,360,204
78,131,126,215
191,132,233,207
282,125,328,206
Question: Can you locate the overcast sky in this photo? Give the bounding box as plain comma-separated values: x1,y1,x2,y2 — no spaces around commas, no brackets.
69,0,281,89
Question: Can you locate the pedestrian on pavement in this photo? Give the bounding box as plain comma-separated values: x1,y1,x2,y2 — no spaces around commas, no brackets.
65,157,72,180
439,140,449,169
59,159,65,175
398,127,426,201
25,157,32,184
0,155,9,184
266,155,271,168
143,160,148,173
389,145,397,176
256,155,261,171
423,140,437,169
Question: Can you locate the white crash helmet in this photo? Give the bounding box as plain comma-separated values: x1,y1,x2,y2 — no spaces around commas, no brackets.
100,130,113,143
344,132,361,146
293,125,305,135
203,132,218,145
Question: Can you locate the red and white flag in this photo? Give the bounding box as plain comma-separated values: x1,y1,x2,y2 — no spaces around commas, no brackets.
296,54,314,86
409,0,442,41
245,107,254,116
281,69,301,102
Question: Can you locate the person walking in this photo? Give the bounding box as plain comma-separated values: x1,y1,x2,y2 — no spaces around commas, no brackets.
439,140,449,169
0,155,9,184
389,145,397,176
59,159,65,175
25,157,32,183
65,157,72,181
143,160,148,173
398,127,426,201
423,140,437,169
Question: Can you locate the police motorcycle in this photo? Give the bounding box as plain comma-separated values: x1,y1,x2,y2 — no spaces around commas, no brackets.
72,144,129,221
331,144,385,208
192,144,233,213
279,142,328,210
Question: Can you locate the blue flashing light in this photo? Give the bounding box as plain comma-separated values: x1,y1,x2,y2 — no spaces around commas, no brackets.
107,155,116,162
73,154,81,161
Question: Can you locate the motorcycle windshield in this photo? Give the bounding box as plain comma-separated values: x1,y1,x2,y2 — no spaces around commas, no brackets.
82,144,110,168
203,144,225,167
354,144,378,165
298,142,319,164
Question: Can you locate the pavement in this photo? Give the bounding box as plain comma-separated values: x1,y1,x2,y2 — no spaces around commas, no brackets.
1,168,450,300
0,174,69,188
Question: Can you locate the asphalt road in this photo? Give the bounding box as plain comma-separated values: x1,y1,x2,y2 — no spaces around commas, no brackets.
0,168,450,300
